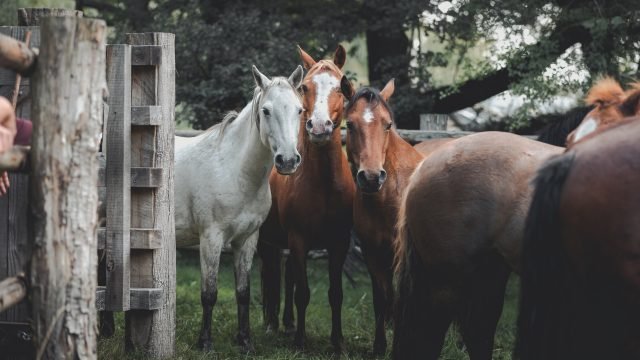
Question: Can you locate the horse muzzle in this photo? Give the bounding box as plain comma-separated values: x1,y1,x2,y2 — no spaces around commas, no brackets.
275,153,302,175
306,118,335,144
356,169,387,193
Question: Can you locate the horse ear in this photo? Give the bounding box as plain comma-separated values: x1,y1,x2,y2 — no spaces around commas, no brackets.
288,65,304,89
380,79,395,102
340,75,354,99
297,45,316,70
252,65,271,90
333,45,346,69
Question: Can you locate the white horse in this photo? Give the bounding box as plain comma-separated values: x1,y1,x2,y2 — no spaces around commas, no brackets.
175,65,304,352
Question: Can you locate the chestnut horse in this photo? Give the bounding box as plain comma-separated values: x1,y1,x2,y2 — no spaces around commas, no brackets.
517,81,640,359
343,79,448,354
258,45,355,352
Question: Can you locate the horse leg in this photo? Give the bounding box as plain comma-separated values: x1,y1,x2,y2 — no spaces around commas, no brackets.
289,233,310,349
459,257,511,360
197,227,223,351
257,239,281,333
233,231,258,353
364,251,389,355
283,254,296,334
328,235,349,353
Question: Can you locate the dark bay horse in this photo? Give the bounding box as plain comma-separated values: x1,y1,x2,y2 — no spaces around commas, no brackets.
258,45,355,352
517,82,640,359
341,79,427,354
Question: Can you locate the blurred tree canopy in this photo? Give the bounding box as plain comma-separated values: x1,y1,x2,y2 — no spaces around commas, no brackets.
5,0,639,129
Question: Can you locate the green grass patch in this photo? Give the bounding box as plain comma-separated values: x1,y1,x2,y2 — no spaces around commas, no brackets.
98,250,518,359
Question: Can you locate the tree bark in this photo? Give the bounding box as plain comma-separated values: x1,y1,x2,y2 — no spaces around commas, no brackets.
30,16,106,360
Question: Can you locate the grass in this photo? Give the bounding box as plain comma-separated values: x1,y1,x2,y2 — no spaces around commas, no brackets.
98,250,519,359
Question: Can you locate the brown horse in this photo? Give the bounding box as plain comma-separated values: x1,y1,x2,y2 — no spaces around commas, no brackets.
258,45,355,352
517,82,640,359
341,79,427,355
392,77,640,360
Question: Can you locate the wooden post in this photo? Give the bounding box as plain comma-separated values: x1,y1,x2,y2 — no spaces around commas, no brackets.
123,32,175,358
104,44,131,312
29,16,106,360
419,113,448,130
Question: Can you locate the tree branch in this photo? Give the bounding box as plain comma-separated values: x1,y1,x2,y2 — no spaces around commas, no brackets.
429,22,592,113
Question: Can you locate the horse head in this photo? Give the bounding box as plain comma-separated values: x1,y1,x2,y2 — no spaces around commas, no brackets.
298,45,348,145
252,65,304,174
343,79,396,193
567,77,640,146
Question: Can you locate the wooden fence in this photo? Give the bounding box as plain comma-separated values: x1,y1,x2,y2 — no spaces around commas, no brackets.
0,8,176,359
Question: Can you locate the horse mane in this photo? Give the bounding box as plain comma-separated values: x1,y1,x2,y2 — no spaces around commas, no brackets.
346,86,395,124
536,106,593,146
585,77,625,107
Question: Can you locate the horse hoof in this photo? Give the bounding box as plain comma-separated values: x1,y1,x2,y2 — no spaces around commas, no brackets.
284,324,296,336
293,335,305,350
372,342,386,356
265,323,278,334
197,338,213,352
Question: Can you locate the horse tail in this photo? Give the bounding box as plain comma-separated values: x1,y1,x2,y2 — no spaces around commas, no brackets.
516,152,575,360
392,188,429,359
257,233,282,331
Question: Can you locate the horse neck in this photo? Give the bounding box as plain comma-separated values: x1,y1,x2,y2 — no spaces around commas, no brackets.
207,102,272,184
383,131,423,190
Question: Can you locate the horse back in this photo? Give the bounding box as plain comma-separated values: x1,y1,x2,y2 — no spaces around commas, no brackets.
404,132,562,271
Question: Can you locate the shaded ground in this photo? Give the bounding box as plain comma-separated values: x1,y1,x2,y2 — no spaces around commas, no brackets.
98,249,518,359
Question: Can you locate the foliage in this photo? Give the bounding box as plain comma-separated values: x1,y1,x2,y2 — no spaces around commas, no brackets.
98,250,521,359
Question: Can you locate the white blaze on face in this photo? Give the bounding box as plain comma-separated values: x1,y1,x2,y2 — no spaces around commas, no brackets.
363,107,374,123
574,117,598,142
311,72,339,123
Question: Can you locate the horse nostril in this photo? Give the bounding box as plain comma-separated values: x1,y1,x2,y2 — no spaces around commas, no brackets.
275,154,284,167
379,170,387,182
325,120,333,127
295,154,301,165
356,170,367,184
306,119,313,129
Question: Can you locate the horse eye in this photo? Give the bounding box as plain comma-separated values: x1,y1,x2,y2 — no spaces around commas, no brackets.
385,123,392,131
298,108,304,115
262,108,270,116
346,121,354,131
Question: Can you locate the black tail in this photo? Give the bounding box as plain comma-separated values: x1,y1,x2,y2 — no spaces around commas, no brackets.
535,106,593,146
515,152,575,359
257,238,281,331
392,216,430,359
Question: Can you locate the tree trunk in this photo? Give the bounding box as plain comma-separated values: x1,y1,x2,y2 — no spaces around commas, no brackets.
30,16,106,360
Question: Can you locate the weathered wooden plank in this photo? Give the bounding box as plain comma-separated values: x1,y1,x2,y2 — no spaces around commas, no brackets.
30,15,103,360
131,167,163,188
131,45,162,66
124,32,176,358
98,166,163,188
98,228,163,250
131,105,162,126
0,33,38,76
420,113,449,130
96,287,163,311
0,274,26,313
105,44,132,312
